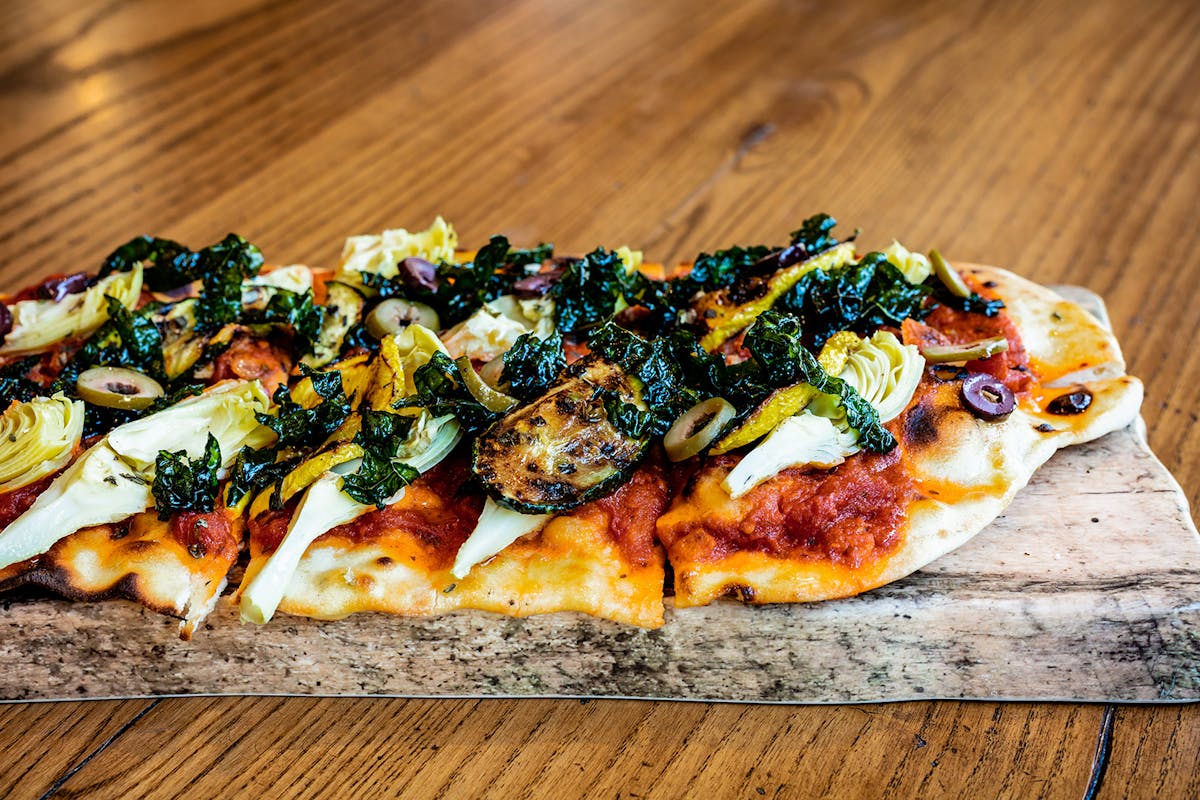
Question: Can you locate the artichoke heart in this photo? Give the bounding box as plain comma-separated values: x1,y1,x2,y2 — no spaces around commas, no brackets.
0,394,84,493
883,240,933,284
812,331,924,424
722,413,859,499
336,216,458,289
0,264,143,356
0,381,273,570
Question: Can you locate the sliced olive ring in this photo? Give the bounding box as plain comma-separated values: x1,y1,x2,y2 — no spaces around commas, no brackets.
1046,388,1092,415
76,366,165,410
921,336,1009,364
930,249,972,299
664,397,735,462
454,356,517,414
365,298,440,339
960,372,1015,421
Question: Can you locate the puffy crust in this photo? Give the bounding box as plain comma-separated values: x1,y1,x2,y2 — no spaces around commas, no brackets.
0,510,241,639
664,265,1143,607
237,461,671,628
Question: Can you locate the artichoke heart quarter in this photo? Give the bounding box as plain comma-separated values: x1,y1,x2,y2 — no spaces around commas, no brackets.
0,264,143,356
0,393,84,492
837,331,925,423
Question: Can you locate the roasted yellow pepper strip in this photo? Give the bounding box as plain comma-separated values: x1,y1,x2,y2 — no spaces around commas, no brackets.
710,331,861,455
696,242,856,352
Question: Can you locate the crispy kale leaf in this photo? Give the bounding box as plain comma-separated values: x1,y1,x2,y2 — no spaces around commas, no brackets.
257,364,352,448
775,252,931,347
500,332,565,402
586,322,699,435
743,311,895,452
243,288,325,353
340,409,420,508
193,234,265,329
99,235,193,290
341,451,419,509
398,351,500,434
151,433,222,520
0,357,45,404
551,247,628,334
225,445,298,507
70,296,167,381
597,389,653,438
926,279,1005,316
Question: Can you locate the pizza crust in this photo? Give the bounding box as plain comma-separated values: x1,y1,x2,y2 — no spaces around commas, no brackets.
664,265,1143,607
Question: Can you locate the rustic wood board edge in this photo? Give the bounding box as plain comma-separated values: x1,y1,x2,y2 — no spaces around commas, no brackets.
3,288,1198,705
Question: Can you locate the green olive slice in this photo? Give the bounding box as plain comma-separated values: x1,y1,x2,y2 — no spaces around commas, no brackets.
664,397,735,462
454,356,518,414
76,366,165,410
365,298,440,339
920,336,1009,363
930,249,972,299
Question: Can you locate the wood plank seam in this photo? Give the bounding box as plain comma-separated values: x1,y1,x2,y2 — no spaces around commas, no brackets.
36,699,161,800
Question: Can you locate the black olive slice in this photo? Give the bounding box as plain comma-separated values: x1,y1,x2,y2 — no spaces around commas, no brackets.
960,372,1015,421
1047,389,1092,415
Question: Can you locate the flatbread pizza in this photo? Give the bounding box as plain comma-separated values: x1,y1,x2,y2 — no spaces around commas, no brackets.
0,216,1142,637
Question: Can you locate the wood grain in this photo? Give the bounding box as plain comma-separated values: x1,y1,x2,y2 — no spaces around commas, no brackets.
1,0,1197,796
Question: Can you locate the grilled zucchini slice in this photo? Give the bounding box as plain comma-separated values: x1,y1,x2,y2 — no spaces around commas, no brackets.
472,356,650,514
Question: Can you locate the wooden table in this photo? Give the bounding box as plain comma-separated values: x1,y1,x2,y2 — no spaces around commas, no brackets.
1,0,1196,796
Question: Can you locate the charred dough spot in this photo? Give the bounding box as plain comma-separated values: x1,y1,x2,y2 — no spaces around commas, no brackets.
903,400,940,447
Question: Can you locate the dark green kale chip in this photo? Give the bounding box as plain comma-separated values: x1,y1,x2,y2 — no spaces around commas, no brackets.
340,409,420,508
500,332,565,402
69,296,166,381
0,357,45,404
98,235,192,290
586,322,700,435
340,450,419,509
788,213,841,256
689,245,775,291
596,388,653,438
244,288,325,353
340,322,376,354
775,252,932,348
224,445,298,507
257,364,352,448
151,433,222,520
397,351,500,434
551,247,628,334
355,408,415,448
926,279,1005,317
743,311,895,452
193,234,265,329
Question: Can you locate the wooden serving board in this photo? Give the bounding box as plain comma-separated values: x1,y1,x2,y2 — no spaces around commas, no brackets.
1,289,1196,704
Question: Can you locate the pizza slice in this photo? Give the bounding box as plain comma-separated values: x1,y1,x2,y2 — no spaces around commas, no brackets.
0,382,273,637
656,254,1142,606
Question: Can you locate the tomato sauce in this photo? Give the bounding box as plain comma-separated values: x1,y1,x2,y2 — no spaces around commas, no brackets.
917,276,1034,395
171,506,238,562
248,504,295,555
0,473,57,529
580,459,668,568
671,444,912,568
